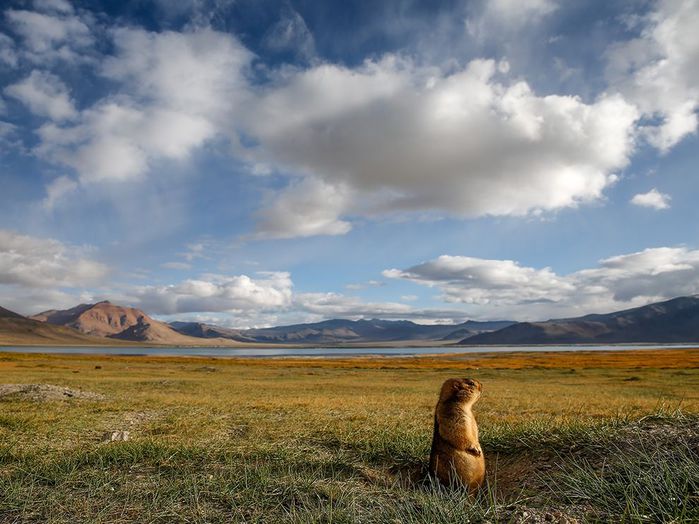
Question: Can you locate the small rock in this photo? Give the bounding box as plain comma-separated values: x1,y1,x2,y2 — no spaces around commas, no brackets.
101,430,130,442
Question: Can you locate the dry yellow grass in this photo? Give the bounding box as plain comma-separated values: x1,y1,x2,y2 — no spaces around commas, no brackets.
1,349,698,522
1,349,697,447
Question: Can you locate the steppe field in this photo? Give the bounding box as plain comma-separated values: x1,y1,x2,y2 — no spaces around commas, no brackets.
1,349,698,523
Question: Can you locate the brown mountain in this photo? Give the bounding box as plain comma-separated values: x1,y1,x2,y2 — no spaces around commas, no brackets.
31,301,204,344
463,296,699,345
0,306,117,346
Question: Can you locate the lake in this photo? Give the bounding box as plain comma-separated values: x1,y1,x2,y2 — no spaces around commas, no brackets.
0,344,696,358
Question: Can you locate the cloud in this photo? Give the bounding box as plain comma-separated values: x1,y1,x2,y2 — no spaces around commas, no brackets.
255,178,352,239
42,174,78,210
5,7,93,63
21,38,638,236
464,0,557,46
5,70,77,121
32,0,74,15
385,247,699,319
630,188,671,209
161,262,192,270
129,272,293,315
3,3,692,241
0,288,95,316
262,5,316,61
606,0,699,151
248,57,637,235
573,247,699,303
346,280,385,290
101,27,251,119
469,0,557,32
180,243,207,262
0,229,108,288
120,273,467,324
384,255,573,306
35,27,252,184
0,33,18,67
294,292,466,323
37,101,214,182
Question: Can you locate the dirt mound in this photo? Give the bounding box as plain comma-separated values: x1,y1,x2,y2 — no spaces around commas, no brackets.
0,384,105,402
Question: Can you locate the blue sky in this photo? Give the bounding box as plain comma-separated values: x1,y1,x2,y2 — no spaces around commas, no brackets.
1,0,698,327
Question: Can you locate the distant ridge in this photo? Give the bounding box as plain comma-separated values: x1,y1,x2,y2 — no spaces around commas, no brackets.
170,318,515,344
463,295,699,345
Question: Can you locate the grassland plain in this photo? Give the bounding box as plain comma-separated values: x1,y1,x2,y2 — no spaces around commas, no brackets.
0,349,698,523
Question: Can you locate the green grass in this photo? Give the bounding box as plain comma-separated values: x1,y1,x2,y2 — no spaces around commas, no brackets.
0,350,698,522
2,413,696,523
551,413,699,523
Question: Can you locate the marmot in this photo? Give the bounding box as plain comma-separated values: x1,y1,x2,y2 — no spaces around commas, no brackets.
428,378,485,492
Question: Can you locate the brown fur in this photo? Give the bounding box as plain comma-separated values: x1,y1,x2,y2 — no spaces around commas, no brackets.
428,378,485,492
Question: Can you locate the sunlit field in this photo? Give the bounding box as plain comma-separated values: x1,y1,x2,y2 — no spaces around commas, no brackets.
1,349,698,523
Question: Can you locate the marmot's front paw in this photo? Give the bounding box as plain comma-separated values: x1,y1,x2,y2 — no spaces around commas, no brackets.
466,446,482,456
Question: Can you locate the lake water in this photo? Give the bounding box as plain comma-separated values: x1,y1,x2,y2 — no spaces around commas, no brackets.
0,344,696,358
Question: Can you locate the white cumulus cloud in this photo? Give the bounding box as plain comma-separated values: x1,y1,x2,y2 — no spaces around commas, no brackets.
630,188,671,209
385,247,699,319
129,272,293,315
247,57,638,236
35,27,252,184
607,0,699,151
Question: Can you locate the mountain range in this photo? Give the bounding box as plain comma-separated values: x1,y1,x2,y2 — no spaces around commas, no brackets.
463,295,699,345
170,318,515,344
0,304,121,345
28,301,233,345
2,295,699,346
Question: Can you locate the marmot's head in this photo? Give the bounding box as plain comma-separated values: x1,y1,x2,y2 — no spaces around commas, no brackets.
438,378,482,406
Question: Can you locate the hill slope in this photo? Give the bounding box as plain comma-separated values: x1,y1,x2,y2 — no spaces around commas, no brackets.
31,301,205,344
464,296,699,345
0,306,120,346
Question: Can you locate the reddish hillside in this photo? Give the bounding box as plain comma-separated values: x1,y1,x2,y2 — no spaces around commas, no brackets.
31,301,205,344
1,306,120,346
